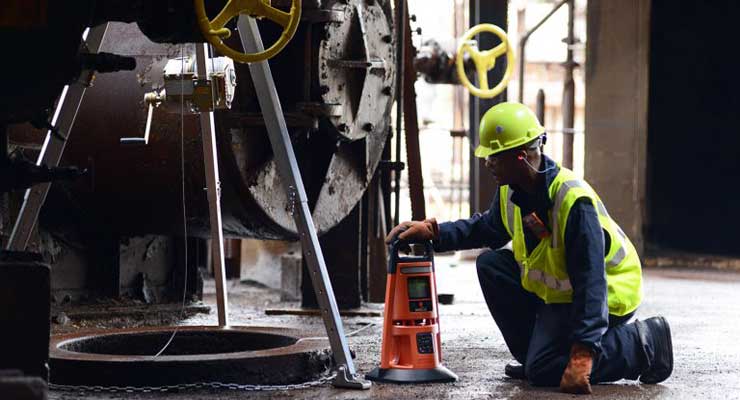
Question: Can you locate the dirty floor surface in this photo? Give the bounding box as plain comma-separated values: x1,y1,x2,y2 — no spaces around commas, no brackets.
49,256,740,400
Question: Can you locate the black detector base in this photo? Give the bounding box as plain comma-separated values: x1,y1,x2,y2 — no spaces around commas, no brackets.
365,366,458,384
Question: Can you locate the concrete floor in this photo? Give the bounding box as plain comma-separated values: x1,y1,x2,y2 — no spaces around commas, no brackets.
49,256,740,400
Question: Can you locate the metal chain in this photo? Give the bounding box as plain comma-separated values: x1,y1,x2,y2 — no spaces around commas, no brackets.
49,372,337,394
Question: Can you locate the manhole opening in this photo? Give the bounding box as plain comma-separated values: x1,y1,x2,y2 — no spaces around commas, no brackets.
60,331,299,356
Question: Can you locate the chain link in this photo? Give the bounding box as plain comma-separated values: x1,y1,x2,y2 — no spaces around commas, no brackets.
49,372,336,394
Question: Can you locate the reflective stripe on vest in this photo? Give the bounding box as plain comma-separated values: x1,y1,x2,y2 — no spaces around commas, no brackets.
515,262,573,291
551,180,589,249
607,226,628,267
506,187,516,235
548,179,626,269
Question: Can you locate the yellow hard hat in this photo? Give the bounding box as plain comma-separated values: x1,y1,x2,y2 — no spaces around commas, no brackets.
474,102,545,158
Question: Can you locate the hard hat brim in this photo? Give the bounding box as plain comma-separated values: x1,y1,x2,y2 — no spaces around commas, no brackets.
474,134,544,159
474,145,495,159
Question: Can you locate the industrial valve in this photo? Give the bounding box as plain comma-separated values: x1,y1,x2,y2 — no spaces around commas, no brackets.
456,23,515,99
194,0,302,64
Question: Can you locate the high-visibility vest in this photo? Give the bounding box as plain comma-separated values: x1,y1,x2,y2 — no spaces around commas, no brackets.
499,166,642,316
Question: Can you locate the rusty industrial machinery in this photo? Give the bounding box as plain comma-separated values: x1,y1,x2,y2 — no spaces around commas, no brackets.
2,0,396,305
10,0,395,240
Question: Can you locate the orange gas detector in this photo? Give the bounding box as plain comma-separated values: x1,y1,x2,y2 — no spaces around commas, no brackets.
365,240,457,383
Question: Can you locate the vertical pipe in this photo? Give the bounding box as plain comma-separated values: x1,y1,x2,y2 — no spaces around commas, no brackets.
381,133,393,232
469,0,507,214
402,5,425,221
536,89,546,126
518,44,526,103
450,136,456,218
453,0,465,219
562,0,576,169
516,7,526,103
393,0,406,227
468,0,481,213
1,124,7,246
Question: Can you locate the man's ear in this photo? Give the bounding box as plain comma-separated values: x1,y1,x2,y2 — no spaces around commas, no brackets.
517,149,528,160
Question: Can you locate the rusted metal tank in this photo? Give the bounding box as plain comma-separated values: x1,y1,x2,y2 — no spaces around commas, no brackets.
41,0,395,240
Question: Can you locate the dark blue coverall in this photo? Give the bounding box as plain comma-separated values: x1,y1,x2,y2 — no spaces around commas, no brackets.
433,155,650,385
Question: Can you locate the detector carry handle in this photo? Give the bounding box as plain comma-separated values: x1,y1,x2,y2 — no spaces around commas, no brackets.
388,239,434,273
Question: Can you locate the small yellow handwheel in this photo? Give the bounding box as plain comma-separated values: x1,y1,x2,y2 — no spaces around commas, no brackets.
456,23,515,99
194,0,302,64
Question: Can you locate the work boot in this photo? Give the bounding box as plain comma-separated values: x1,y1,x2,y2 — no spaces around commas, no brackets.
635,316,673,384
504,362,526,380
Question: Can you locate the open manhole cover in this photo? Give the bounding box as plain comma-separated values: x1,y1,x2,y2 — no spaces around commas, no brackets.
50,326,332,386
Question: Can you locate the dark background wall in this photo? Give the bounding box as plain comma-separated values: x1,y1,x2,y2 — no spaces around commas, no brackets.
647,0,740,255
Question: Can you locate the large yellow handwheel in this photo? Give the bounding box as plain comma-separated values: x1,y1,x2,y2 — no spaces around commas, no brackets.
194,0,302,64
456,23,515,99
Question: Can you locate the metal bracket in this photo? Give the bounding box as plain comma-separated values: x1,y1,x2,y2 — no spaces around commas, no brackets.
286,185,298,217
378,160,405,172
192,79,215,112
333,365,370,389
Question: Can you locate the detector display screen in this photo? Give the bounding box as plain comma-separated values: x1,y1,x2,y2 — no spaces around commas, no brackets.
407,277,431,299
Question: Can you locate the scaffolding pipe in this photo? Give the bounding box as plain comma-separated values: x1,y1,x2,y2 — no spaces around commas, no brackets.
393,0,406,227
536,89,546,126
561,0,576,169
517,0,570,103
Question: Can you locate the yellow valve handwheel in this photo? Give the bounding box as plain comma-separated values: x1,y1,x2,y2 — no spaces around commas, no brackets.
194,0,302,64
456,23,515,99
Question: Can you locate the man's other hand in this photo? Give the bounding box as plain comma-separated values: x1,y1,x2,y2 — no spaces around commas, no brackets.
560,343,594,394
385,219,439,244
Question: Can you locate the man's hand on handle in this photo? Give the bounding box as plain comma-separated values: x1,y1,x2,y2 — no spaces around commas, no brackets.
385,219,439,244
560,343,594,394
